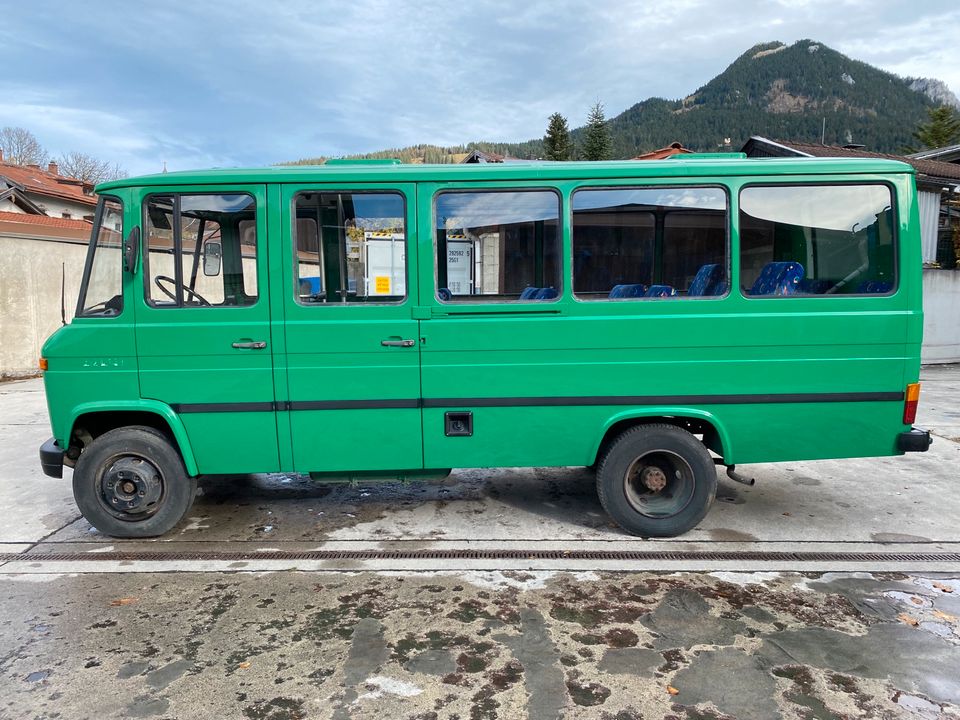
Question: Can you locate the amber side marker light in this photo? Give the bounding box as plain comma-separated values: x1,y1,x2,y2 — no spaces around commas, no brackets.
903,382,921,425
39,357,48,372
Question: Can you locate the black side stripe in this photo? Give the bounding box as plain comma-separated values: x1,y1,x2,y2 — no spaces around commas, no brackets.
172,401,275,414
289,399,421,411
170,391,903,414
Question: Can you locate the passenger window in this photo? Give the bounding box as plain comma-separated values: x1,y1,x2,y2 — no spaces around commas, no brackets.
739,185,895,296
144,193,258,307
435,190,561,301
573,187,727,299
294,192,406,303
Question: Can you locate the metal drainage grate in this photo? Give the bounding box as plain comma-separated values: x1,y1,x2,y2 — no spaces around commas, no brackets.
2,549,960,563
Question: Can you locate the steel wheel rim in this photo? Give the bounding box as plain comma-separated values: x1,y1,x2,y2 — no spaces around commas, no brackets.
96,452,165,522
623,449,696,518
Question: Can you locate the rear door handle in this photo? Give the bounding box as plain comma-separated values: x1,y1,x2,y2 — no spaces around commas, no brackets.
232,341,267,349
381,339,415,347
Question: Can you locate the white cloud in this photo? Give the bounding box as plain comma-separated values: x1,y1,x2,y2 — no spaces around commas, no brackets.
1,0,957,171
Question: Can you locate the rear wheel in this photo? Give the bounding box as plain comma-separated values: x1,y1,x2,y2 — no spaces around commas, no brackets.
72,426,197,538
596,424,717,537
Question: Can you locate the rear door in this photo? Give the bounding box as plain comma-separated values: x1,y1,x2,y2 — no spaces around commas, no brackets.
135,185,280,473
279,183,423,473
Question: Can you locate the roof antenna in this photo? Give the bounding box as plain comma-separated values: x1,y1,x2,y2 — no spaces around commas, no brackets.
60,262,66,326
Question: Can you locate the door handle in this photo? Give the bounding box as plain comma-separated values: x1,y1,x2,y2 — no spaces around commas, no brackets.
381,339,416,347
232,341,267,349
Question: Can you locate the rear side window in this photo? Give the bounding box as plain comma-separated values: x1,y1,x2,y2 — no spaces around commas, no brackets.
294,191,406,303
572,187,728,299
435,190,561,302
144,193,258,307
739,184,896,296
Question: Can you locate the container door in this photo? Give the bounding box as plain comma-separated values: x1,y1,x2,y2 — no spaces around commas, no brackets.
280,183,423,472
134,185,280,473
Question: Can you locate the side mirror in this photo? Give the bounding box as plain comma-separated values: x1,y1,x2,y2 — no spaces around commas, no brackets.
124,226,140,273
202,241,222,276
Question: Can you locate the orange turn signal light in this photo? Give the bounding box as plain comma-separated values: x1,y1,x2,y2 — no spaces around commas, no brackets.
39,357,48,372
903,382,921,425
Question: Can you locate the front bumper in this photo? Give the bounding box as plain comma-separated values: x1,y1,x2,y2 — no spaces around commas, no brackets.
897,428,932,453
40,437,64,478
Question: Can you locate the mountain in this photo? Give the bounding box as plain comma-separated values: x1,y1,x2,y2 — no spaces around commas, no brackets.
285,39,955,163
588,39,948,156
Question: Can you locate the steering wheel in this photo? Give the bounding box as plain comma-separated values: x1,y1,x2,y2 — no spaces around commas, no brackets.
154,275,211,306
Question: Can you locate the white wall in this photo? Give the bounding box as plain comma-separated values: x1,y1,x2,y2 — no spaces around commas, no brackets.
922,268,960,364
27,195,95,220
0,235,86,378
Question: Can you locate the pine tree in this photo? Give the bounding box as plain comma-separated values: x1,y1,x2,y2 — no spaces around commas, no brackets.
912,105,960,150
543,113,572,160
581,102,612,160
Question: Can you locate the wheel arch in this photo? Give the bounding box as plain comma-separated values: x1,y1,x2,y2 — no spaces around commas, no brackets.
590,408,732,466
67,401,199,476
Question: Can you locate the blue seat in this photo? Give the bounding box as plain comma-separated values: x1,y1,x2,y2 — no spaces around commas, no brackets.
645,284,676,297
798,278,831,295
534,287,558,300
748,262,804,296
856,280,893,294
608,284,646,299
688,264,723,296
519,286,540,300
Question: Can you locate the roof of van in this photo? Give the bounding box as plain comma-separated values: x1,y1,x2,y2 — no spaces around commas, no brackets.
97,156,915,192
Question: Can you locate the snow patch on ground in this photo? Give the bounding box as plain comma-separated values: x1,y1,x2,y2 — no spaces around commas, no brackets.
709,571,781,587
356,676,422,702
793,571,875,593
180,517,210,532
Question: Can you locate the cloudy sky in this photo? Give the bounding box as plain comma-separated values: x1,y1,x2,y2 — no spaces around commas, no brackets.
2,0,958,176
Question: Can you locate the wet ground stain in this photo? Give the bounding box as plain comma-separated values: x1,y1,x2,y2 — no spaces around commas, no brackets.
0,570,958,719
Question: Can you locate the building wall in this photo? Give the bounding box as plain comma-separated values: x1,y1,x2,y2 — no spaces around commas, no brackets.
922,268,960,364
25,193,95,220
0,233,87,378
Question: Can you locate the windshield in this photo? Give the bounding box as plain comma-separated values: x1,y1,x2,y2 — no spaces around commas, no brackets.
77,196,124,317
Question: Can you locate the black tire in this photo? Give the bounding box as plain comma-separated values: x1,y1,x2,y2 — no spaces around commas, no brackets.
596,424,717,537
72,426,197,538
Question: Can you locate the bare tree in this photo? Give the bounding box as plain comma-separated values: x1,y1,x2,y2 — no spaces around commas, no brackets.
57,151,127,185
0,126,49,166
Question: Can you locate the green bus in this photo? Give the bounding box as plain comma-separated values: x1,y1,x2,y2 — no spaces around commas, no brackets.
39,156,931,538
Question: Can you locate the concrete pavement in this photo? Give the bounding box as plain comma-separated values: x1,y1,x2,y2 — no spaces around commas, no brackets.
1,367,959,718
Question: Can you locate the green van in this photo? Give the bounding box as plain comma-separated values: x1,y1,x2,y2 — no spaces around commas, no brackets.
38,157,931,538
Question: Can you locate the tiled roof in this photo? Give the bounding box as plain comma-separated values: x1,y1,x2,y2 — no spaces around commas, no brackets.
0,161,97,206
633,142,694,160
0,210,93,230
774,140,960,182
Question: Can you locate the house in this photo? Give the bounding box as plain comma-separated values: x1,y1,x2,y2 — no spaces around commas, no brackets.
0,152,97,221
633,142,694,160
460,149,529,164
909,143,960,165
741,136,960,364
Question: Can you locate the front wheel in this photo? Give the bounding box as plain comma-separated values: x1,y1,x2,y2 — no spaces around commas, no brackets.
72,426,197,538
596,424,717,537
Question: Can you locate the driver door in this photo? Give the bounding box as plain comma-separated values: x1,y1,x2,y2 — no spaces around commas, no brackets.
133,184,280,473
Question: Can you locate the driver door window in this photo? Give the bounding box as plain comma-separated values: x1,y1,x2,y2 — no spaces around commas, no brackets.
144,193,258,307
